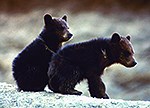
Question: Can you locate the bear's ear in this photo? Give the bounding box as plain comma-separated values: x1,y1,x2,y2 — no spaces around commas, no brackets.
126,36,131,41
111,33,121,43
44,14,52,26
62,15,67,22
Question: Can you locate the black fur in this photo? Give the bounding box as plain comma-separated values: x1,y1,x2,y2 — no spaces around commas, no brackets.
48,33,137,98
12,14,73,91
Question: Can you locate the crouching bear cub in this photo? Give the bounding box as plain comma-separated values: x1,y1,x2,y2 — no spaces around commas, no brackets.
48,33,137,99
12,14,73,91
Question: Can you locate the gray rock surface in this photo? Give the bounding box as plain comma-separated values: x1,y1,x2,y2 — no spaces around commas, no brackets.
0,82,149,108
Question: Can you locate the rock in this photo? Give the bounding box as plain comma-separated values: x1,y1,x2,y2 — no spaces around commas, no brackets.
0,82,149,108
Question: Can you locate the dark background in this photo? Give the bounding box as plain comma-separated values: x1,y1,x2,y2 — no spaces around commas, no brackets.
0,0,150,101
0,0,150,13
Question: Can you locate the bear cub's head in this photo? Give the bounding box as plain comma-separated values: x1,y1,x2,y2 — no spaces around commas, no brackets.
44,14,73,42
110,33,137,67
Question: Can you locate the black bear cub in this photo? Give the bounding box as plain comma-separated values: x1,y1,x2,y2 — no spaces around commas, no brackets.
48,33,137,99
12,14,73,91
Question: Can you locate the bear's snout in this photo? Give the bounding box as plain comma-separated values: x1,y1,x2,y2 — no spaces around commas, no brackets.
124,56,137,67
126,60,137,67
68,33,73,39
131,61,137,67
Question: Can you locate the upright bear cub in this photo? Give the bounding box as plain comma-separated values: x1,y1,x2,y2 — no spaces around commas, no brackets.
48,33,137,99
12,14,73,91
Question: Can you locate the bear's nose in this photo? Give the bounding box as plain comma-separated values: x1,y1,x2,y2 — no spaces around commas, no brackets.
133,61,137,66
68,33,73,39
131,61,137,67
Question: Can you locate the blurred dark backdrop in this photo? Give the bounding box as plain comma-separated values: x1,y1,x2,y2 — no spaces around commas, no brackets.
0,0,150,14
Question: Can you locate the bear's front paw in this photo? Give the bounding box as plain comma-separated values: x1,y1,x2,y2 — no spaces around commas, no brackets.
59,88,82,95
68,89,82,95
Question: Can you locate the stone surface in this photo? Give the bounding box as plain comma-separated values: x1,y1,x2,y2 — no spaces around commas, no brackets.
0,82,149,108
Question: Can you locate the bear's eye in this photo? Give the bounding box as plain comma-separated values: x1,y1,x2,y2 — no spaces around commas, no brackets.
58,26,65,30
123,51,131,57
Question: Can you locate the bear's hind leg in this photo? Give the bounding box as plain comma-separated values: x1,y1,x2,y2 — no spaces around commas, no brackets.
48,72,82,95
58,69,83,95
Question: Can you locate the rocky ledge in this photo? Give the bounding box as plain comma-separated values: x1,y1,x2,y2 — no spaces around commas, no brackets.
0,82,149,108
